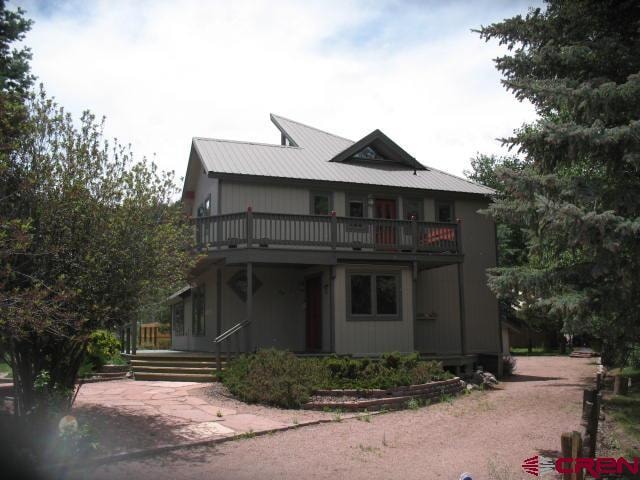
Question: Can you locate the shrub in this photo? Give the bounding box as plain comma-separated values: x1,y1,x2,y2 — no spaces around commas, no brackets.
86,330,121,370
502,355,517,376
222,349,327,408
222,349,453,408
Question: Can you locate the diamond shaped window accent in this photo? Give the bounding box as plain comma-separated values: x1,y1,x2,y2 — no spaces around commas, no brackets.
227,270,262,302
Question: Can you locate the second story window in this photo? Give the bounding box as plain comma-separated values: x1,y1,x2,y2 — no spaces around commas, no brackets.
403,198,423,221
437,202,454,223
311,192,331,215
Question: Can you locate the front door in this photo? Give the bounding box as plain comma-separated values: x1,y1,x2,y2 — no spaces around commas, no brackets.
305,275,322,351
374,198,397,248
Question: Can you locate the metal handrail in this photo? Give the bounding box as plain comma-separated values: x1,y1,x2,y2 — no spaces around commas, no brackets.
214,318,250,344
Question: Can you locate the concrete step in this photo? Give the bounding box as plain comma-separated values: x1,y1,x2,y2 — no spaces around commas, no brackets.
133,372,216,382
130,360,221,368
132,366,219,375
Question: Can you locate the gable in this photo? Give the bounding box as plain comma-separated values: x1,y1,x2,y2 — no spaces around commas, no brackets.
329,129,427,171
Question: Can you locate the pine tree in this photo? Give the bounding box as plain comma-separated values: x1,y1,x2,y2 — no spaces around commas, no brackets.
477,0,640,366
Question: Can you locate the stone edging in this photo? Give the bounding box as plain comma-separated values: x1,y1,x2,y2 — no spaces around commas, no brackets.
304,377,464,411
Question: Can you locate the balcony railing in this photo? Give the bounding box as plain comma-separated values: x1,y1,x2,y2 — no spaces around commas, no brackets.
194,209,460,254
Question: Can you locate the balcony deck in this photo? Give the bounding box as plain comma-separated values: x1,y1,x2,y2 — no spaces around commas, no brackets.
194,210,463,267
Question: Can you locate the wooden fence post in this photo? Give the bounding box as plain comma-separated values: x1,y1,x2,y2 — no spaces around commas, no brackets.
561,431,584,480
581,388,600,457
613,375,629,395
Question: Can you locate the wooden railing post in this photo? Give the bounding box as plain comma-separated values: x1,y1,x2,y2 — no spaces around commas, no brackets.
411,215,418,252
216,215,222,250
456,218,463,253
330,211,337,249
246,206,253,248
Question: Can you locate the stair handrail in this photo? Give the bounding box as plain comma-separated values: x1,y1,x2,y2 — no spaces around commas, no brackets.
213,317,252,378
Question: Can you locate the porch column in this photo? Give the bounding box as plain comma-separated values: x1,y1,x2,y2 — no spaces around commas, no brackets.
457,219,466,355
245,262,253,353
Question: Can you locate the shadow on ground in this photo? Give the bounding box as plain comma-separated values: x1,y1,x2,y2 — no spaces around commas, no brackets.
73,404,193,455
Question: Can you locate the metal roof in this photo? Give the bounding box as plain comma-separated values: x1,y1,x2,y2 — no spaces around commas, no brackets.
191,114,494,195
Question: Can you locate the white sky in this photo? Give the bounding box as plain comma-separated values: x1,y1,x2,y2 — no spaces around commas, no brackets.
17,0,539,183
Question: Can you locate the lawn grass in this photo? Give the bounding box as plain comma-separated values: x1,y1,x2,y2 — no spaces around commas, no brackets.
606,391,640,459
0,361,12,378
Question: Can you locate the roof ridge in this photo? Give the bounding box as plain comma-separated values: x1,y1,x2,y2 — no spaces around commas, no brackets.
269,113,354,144
193,136,300,150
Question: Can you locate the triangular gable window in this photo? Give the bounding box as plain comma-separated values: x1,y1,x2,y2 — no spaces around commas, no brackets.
353,146,386,161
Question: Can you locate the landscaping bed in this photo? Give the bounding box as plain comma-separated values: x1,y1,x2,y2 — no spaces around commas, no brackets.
221,349,456,409
304,377,464,411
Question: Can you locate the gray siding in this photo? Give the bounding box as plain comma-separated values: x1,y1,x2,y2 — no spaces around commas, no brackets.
414,265,462,354
334,265,414,355
220,180,309,215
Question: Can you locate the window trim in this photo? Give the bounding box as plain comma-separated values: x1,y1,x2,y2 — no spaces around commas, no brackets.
192,285,206,336
310,191,333,215
435,201,455,223
346,271,402,322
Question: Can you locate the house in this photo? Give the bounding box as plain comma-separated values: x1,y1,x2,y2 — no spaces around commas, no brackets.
168,114,503,374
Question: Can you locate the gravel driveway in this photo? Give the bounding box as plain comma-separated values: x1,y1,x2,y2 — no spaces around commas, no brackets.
71,356,595,480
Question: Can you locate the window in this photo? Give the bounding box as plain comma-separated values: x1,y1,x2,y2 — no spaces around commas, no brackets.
172,301,185,336
348,272,400,320
376,275,398,315
345,194,367,230
437,202,453,223
353,146,386,161
350,275,372,315
403,198,423,221
196,194,212,218
311,192,332,215
349,200,365,218
192,285,205,336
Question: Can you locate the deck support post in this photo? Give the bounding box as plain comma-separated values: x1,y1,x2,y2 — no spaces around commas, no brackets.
131,319,137,355
245,262,253,353
412,261,418,351
456,219,466,356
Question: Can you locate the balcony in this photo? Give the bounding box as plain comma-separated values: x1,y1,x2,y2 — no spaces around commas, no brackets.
194,210,461,265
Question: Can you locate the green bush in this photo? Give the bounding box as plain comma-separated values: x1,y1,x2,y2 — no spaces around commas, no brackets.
222,349,328,408
86,330,121,370
222,349,453,408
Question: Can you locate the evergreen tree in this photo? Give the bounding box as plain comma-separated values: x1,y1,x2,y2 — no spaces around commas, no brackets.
477,0,640,366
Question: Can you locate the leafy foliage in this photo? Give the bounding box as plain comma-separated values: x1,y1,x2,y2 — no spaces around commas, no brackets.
222,349,452,408
0,86,195,451
477,0,640,366
85,330,121,370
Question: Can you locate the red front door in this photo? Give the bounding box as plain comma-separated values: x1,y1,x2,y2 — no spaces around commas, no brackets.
305,276,322,351
374,198,397,248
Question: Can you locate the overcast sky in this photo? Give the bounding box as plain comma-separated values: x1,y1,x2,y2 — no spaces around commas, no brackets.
16,0,540,182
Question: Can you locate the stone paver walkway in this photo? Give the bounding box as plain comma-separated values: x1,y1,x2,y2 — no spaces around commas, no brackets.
74,380,336,452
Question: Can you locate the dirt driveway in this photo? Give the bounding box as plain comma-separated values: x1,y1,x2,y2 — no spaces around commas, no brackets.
70,356,595,480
